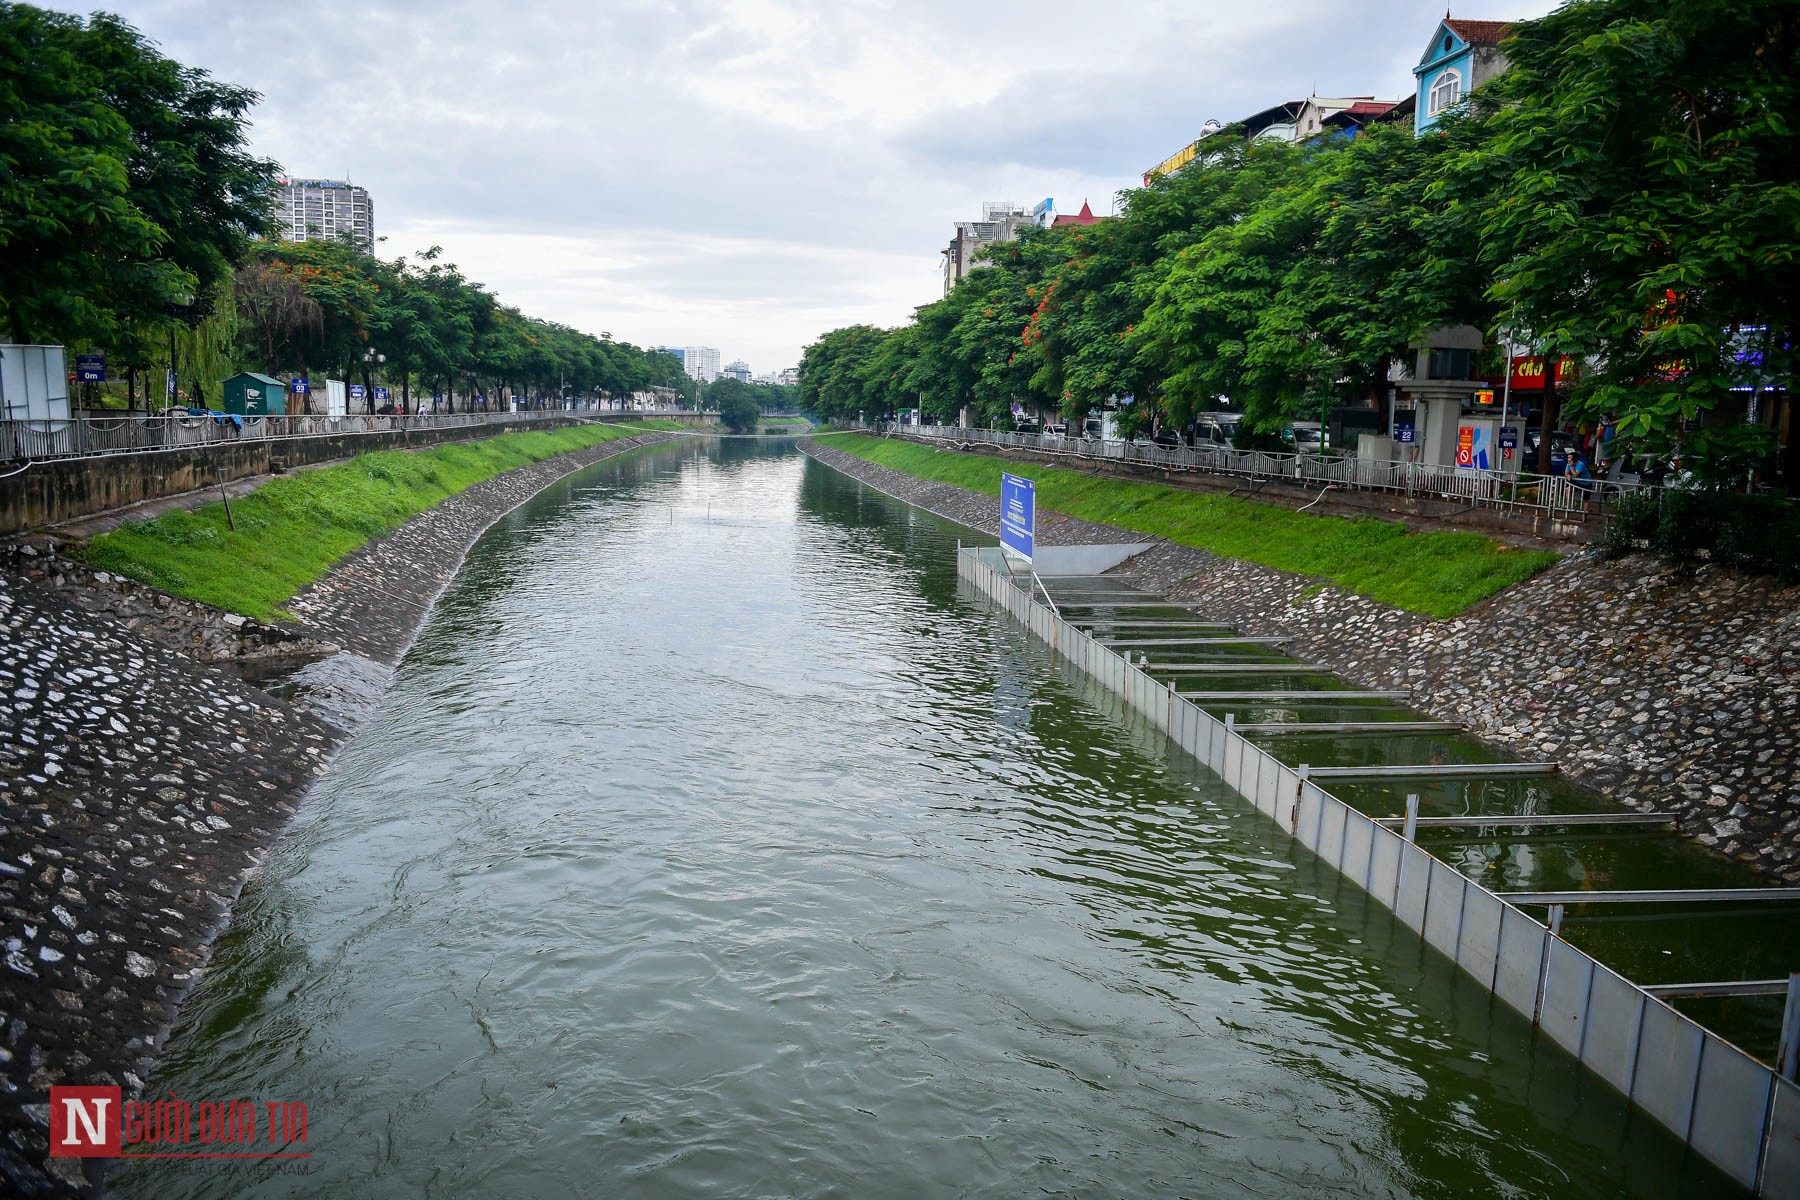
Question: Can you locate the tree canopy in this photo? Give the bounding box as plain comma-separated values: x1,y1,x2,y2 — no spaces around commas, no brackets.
798,0,1798,483
0,3,278,347
1,3,684,412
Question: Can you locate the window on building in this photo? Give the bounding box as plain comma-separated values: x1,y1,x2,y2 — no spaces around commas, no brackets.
1428,69,1462,116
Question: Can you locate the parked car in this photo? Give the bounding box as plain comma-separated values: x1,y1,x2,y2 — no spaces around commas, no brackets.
1193,416,1238,451
1290,425,1326,454
1522,430,1579,475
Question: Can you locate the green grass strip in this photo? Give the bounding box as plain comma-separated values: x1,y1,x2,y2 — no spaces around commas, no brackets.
828,434,1559,618
79,422,663,621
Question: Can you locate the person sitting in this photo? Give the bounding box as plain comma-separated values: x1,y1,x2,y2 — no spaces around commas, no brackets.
1565,451,1595,489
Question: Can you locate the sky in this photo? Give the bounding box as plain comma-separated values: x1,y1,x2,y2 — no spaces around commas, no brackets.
57,0,1563,374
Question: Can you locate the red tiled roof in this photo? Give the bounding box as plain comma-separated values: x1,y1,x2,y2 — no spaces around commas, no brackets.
1053,201,1101,227
1445,18,1513,46
1343,100,1397,117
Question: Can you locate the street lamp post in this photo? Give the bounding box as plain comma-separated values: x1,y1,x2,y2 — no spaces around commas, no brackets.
165,292,195,411
362,349,385,414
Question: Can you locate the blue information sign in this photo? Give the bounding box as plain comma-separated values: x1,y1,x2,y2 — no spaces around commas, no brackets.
1000,472,1035,563
75,354,106,383
348,384,366,401
373,386,390,402
1499,426,1519,449
1394,422,1416,445
291,376,309,395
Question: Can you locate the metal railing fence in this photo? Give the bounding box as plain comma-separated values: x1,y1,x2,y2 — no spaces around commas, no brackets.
0,409,696,465
910,424,1652,522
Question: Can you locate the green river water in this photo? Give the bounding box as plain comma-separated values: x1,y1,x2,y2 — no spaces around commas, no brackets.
112,439,1748,1198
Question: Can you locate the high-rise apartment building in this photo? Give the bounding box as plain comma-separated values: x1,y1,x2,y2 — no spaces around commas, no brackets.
276,178,375,246
683,346,721,382
722,360,751,383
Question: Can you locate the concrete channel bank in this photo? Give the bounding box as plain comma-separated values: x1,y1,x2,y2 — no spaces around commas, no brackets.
0,429,688,1195
800,439,1800,883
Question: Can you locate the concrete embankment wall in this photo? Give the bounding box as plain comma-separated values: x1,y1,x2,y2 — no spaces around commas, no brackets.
956,544,1799,1197
800,439,1800,882
0,430,686,1195
0,415,666,534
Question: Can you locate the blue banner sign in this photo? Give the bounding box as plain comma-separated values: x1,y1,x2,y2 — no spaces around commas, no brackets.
291,376,309,395
1499,426,1519,449
373,386,390,401
75,354,105,383
1000,472,1035,563
348,384,366,401
1394,422,1416,444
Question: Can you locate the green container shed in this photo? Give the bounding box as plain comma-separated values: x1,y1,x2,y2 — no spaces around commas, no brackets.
221,372,288,416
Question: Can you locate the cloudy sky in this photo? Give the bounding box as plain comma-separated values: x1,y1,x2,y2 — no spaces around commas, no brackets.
59,0,1561,373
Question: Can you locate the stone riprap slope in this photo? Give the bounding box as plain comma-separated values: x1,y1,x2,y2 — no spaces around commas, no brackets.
0,429,687,1195
801,439,1800,883
0,571,343,1196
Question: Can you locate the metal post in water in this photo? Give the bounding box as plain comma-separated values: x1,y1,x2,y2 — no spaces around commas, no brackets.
1779,973,1800,1083
1224,713,1236,736
1402,794,1419,843
1548,904,1565,938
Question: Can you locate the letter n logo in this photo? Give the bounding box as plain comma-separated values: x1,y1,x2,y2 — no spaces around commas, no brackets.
49,1086,121,1156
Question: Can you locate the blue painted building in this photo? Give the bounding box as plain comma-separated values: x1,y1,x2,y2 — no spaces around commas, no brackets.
1413,17,1514,134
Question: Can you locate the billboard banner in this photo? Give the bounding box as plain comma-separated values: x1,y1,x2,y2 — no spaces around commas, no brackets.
1000,473,1035,563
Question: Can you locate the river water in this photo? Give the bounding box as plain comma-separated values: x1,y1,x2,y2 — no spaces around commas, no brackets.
114,439,1739,1198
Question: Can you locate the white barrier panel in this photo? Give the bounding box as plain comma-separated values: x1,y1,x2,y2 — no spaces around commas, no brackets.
1689,1038,1775,1190
1538,936,1598,1057
1339,810,1377,890
1423,860,1469,960
1579,966,1644,1095
1368,825,1406,911
1455,886,1505,992
1292,779,1323,847
1633,999,1706,1141
1394,841,1433,932
1493,905,1548,1017
1316,797,1348,867
1762,1079,1800,1199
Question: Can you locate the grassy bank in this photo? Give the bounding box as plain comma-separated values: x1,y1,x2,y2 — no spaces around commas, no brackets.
827,434,1559,618
80,423,661,620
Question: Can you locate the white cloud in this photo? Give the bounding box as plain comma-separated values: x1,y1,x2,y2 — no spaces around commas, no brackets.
54,0,1566,372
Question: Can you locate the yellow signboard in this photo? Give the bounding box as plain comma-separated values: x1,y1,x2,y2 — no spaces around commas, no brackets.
1148,141,1200,179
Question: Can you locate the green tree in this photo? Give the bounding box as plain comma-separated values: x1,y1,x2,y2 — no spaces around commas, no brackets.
714,380,761,432
0,4,277,345
1441,0,1800,464
797,324,888,420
